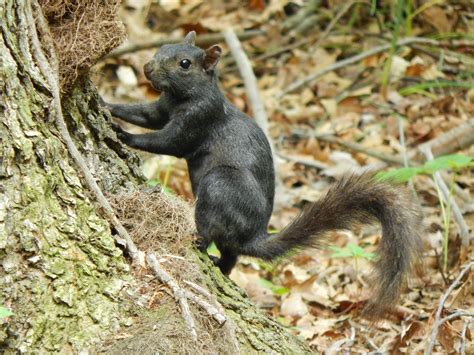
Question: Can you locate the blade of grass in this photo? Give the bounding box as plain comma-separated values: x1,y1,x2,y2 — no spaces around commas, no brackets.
381,0,405,96
399,81,474,96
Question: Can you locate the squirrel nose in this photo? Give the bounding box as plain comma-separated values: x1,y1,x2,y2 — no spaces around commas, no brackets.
143,62,154,77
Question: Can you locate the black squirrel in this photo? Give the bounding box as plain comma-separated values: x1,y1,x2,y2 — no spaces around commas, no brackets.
104,31,423,318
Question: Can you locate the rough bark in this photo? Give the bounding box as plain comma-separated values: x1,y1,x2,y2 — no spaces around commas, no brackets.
0,1,312,353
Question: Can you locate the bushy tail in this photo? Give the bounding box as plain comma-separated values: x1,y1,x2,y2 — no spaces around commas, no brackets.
243,173,423,318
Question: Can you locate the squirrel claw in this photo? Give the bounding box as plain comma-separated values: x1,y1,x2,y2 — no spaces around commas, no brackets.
111,122,121,132
111,123,128,142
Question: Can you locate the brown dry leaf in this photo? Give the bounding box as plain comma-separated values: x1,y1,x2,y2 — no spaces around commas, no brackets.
282,264,311,284
248,0,265,11
389,321,423,353
280,292,309,319
438,322,456,353
363,54,381,67
405,63,425,77
297,318,338,340
230,268,277,307
421,5,454,33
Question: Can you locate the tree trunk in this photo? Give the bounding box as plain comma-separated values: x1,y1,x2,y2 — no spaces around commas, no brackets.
0,1,311,353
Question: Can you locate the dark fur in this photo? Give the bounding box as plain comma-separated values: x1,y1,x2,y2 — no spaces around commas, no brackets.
104,32,423,317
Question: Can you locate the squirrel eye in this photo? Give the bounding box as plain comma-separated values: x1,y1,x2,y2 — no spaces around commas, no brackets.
179,59,192,69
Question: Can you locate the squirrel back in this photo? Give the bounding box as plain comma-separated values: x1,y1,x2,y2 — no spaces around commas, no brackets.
105,31,424,319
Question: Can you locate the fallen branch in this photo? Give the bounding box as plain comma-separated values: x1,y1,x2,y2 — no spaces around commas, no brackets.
147,253,198,341
303,132,405,166
278,37,439,98
223,28,269,136
183,280,213,299
106,29,264,58
254,36,316,62
420,147,471,245
277,152,328,170
411,118,474,162
256,0,358,62
425,261,474,355
28,0,140,263
292,117,473,170
184,280,240,353
182,280,226,325
183,290,226,325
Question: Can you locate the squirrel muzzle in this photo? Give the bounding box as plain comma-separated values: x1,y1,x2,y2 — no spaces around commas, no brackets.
143,61,155,80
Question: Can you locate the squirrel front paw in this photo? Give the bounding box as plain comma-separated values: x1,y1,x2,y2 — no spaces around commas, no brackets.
111,123,130,143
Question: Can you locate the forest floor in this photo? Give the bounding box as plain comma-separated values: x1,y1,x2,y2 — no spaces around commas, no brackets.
94,1,473,353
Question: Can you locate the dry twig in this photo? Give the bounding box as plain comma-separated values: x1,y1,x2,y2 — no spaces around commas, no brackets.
420,147,471,245
223,28,269,136
184,280,240,353
278,37,440,97
412,118,474,162
277,152,328,170
147,253,198,341
183,290,226,325
317,134,405,166
184,280,213,299
425,261,474,355
106,29,264,58
460,319,471,355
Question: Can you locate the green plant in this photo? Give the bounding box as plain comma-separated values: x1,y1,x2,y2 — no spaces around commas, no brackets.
259,278,290,296
0,306,13,319
206,242,220,258
329,242,376,276
405,0,444,35
399,80,474,97
377,154,473,271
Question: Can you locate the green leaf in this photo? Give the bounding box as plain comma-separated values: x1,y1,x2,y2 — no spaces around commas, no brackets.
347,243,376,261
329,246,354,258
0,307,13,319
146,179,160,187
329,244,375,261
375,167,422,183
259,278,290,296
423,154,473,173
399,81,474,96
206,242,220,257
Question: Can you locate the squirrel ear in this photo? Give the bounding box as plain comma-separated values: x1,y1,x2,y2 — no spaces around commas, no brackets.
183,31,196,46
203,45,222,72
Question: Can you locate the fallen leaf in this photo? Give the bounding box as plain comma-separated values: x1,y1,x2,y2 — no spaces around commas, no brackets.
281,292,308,318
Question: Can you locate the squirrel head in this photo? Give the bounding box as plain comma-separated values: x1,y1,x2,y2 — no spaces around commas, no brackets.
143,31,222,97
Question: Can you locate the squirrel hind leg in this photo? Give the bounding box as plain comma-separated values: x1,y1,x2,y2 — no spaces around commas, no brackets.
215,248,238,275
